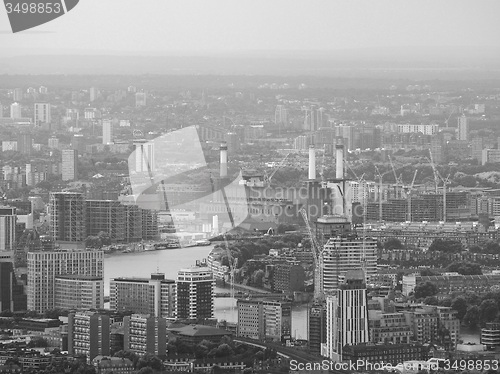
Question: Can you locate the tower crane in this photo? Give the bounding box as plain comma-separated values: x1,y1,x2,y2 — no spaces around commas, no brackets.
405,170,418,222
388,155,404,199
265,153,291,184
299,208,323,299
223,234,238,300
428,151,451,222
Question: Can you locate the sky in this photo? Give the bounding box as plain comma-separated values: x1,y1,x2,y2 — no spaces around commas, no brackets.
1,0,500,55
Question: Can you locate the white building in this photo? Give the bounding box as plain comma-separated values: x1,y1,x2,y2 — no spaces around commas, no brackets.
457,115,468,141
397,124,439,135
102,119,113,145
0,206,16,253
27,250,104,313
34,103,51,126
134,140,155,173
321,235,377,293
324,269,369,361
10,103,22,119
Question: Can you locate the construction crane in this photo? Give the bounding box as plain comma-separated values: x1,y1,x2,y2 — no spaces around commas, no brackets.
299,208,323,299
265,153,291,184
427,152,451,222
223,234,238,300
405,170,418,222
428,151,440,195
388,155,404,199
444,107,456,128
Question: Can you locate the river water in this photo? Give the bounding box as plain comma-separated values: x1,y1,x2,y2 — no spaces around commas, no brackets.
104,245,308,339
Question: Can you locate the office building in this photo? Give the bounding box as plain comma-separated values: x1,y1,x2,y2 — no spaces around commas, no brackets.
481,323,500,348
49,192,85,243
135,92,147,107
110,273,176,318
324,269,369,361
0,206,16,252
10,102,22,119
85,200,126,242
0,260,27,312
34,103,51,126
176,267,214,320
308,302,327,356
368,310,413,345
17,133,32,155
237,299,291,342
55,275,104,310
274,105,288,125
457,115,468,141
92,356,135,374
133,140,155,173
62,149,78,181
90,87,99,102
123,314,167,357
266,263,305,293
27,250,103,313
321,235,377,293
13,88,23,101
68,311,110,361
102,119,113,145
48,136,59,149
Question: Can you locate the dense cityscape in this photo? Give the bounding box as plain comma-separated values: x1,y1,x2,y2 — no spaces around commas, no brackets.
0,73,499,374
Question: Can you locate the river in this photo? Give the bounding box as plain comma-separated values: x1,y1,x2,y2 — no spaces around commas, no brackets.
104,244,309,339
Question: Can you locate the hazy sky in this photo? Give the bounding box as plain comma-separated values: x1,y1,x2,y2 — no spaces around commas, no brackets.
1,0,500,55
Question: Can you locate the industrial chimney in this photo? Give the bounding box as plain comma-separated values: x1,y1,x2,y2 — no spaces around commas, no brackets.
336,144,344,180
220,142,228,178
308,145,316,180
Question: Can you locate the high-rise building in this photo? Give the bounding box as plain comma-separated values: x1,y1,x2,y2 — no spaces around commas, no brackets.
308,302,327,356
471,137,484,162
135,92,147,107
176,267,214,320
110,273,176,318
102,119,113,145
62,149,78,181
321,235,377,293
324,269,369,361
0,206,16,253
17,133,32,155
457,115,468,141
55,275,104,310
274,105,288,125
34,103,51,126
13,88,23,102
27,250,104,313
49,192,86,243
123,314,167,357
237,299,292,342
10,102,22,119
68,311,110,361
0,260,27,312
134,140,155,173
85,200,126,242
90,87,99,102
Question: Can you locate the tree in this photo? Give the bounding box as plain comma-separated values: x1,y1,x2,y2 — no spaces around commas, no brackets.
136,367,154,374
423,296,439,306
463,305,480,327
420,268,437,276
446,261,482,275
451,297,468,320
414,281,438,299
215,343,234,357
428,239,463,253
251,269,265,287
479,299,499,323
85,236,102,249
384,238,403,250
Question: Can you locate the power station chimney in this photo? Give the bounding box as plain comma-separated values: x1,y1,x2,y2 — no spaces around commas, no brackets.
308,145,316,180
220,142,228,178
336,144,344,180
